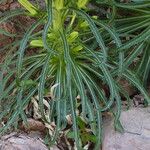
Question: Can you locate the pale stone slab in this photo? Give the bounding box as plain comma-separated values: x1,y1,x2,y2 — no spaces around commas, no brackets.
103,107,150,150
0,133,59,150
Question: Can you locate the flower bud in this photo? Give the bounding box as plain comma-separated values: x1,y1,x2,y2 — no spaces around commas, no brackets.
77,0,89,9
54,0,64,10
30,40,43,47
67,31,79,43
18,0,38,16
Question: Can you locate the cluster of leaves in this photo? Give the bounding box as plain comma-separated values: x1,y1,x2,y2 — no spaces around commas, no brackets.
0,0,150,149
95,0,150,86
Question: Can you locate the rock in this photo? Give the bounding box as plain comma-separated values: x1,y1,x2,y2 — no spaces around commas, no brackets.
0,132,59,150
103,107,150,150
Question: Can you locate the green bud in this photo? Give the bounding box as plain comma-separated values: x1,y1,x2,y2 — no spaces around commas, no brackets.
18,0,38,16
54,0,64,10
30,40,43,47
73,45,83,52
77,0,89,8
80,21,89,28
67,31,79,43
92,15,98,19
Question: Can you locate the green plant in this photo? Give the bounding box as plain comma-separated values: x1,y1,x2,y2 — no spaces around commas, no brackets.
0,0,150,149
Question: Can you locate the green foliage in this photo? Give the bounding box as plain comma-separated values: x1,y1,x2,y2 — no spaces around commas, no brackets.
0,0,150,149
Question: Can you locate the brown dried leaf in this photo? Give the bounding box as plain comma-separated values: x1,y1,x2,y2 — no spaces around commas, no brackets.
20,118,46,133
